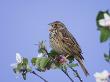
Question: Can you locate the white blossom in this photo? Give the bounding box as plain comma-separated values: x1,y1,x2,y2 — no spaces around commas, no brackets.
10,63,17,68
16,53,23,64
37,53,44,58
94,70,110,82
10,53,23,68
99,13,110,27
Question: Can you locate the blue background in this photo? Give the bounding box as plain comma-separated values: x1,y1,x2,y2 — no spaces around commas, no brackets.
0,0,110,82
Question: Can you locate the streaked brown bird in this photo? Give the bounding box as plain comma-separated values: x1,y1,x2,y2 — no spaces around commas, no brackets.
49,21,89,76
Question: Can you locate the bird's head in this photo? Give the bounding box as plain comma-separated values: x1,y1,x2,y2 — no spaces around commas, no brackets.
48,21,66,32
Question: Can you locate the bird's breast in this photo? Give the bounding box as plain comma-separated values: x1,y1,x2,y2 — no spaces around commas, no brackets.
49,30,64,54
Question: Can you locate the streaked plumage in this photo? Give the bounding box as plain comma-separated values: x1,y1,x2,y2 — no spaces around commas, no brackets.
49,21,89,76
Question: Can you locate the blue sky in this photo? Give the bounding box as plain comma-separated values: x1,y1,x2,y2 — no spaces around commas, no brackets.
0,0,110,82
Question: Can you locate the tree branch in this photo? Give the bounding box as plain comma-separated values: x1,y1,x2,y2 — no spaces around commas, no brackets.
109,42,110,64
68,64,83,82
61,69,74,82
31,71,48,82
109,43,110,56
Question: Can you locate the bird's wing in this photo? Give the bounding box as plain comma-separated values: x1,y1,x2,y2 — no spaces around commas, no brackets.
58,28,84,60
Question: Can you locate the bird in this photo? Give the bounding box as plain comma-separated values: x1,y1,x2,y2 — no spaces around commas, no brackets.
48,21,89,76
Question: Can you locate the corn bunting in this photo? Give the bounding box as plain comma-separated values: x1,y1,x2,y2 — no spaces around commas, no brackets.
49,21,89,76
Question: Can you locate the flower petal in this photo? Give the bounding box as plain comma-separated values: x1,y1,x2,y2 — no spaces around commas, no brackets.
16,53,23,64
94,72,101,78
104,13,110,20
37,53,44,58
101,70,109,79
98,19,106,26
94,70,110,80
105,20,110,26
10,63,17,68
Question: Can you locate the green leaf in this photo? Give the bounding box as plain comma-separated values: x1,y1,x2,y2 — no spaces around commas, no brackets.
67,56,74,63
17,63,22,71
35,58,42,66
45,60,52,70
38,48,46,54
22,73,26,80
104,54,110,62
96,11,105,30
32,57,50,71
61,64,67,70
39,41,46,49
69,63,78,68
23,58,28,65
96,10,109,30
39,58,50,70
26,65,32,72
31,58,37,65
38,41,47,54
100,28,110,42
48,49,59,58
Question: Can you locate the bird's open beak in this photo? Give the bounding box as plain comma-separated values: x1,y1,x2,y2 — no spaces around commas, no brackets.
48,23,52,32
49,28,52,31
49,27,54,32
48,23,53,26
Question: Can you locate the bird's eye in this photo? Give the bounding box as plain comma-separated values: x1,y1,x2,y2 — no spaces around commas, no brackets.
55,24,57,26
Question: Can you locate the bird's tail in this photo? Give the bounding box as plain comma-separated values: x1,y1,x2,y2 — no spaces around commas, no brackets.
76,57,89,76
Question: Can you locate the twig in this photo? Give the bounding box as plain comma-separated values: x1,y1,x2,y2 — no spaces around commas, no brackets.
109,42,110,64
31,71,48,82
68,64,83,82
39,44,75,82
44,48,74,82
44,48,49,55
109,43,110,56
61,69,74,82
